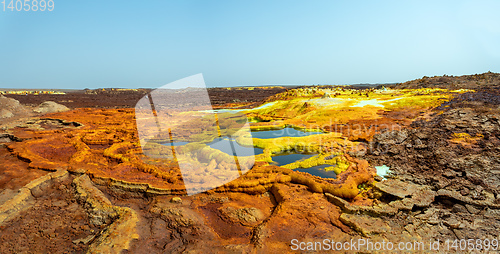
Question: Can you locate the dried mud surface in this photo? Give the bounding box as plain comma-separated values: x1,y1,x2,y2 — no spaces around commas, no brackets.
0,176,99,254
1,74,500,253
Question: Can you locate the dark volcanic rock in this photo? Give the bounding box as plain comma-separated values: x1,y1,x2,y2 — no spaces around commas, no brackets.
362,89,500,242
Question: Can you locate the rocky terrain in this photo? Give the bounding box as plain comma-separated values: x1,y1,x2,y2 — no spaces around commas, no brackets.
1,73,500,253
363,85,500,243
0,95,30,120
2,86,289,109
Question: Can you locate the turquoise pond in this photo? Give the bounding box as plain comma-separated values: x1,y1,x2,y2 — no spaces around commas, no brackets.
162,127,336,178
270,153,316,166
169,141,189,146
297,165,337,178
250,127,323,139
164,138,263,155
207,137,264,156
270,153,336,179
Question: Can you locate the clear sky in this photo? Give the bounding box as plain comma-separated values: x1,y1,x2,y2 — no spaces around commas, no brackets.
0,0,499,89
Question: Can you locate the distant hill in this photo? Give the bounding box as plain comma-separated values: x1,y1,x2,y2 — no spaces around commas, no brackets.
389,72,500,90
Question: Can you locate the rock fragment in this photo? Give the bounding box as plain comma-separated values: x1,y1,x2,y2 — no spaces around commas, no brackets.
170,197,182,203
34,101,70,114
0,109,14,119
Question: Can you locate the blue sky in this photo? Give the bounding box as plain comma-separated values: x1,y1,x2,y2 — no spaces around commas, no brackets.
0,0,499,89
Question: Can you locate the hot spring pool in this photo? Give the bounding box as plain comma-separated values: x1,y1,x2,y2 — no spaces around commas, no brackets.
250,127,323,139
162,126,336,178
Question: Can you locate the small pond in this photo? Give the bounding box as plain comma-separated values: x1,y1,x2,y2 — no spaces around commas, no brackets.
160,125,336,179
270,153,337,179
297,164,337,179
271,153,316,166
169,141,190,146
250,127,323,139
207,137,263,156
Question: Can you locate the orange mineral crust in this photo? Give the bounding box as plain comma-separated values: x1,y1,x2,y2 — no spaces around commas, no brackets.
15,109,188,193
0,146,49,191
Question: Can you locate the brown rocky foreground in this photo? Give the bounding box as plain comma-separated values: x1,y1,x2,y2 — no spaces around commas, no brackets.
1,73,500,253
